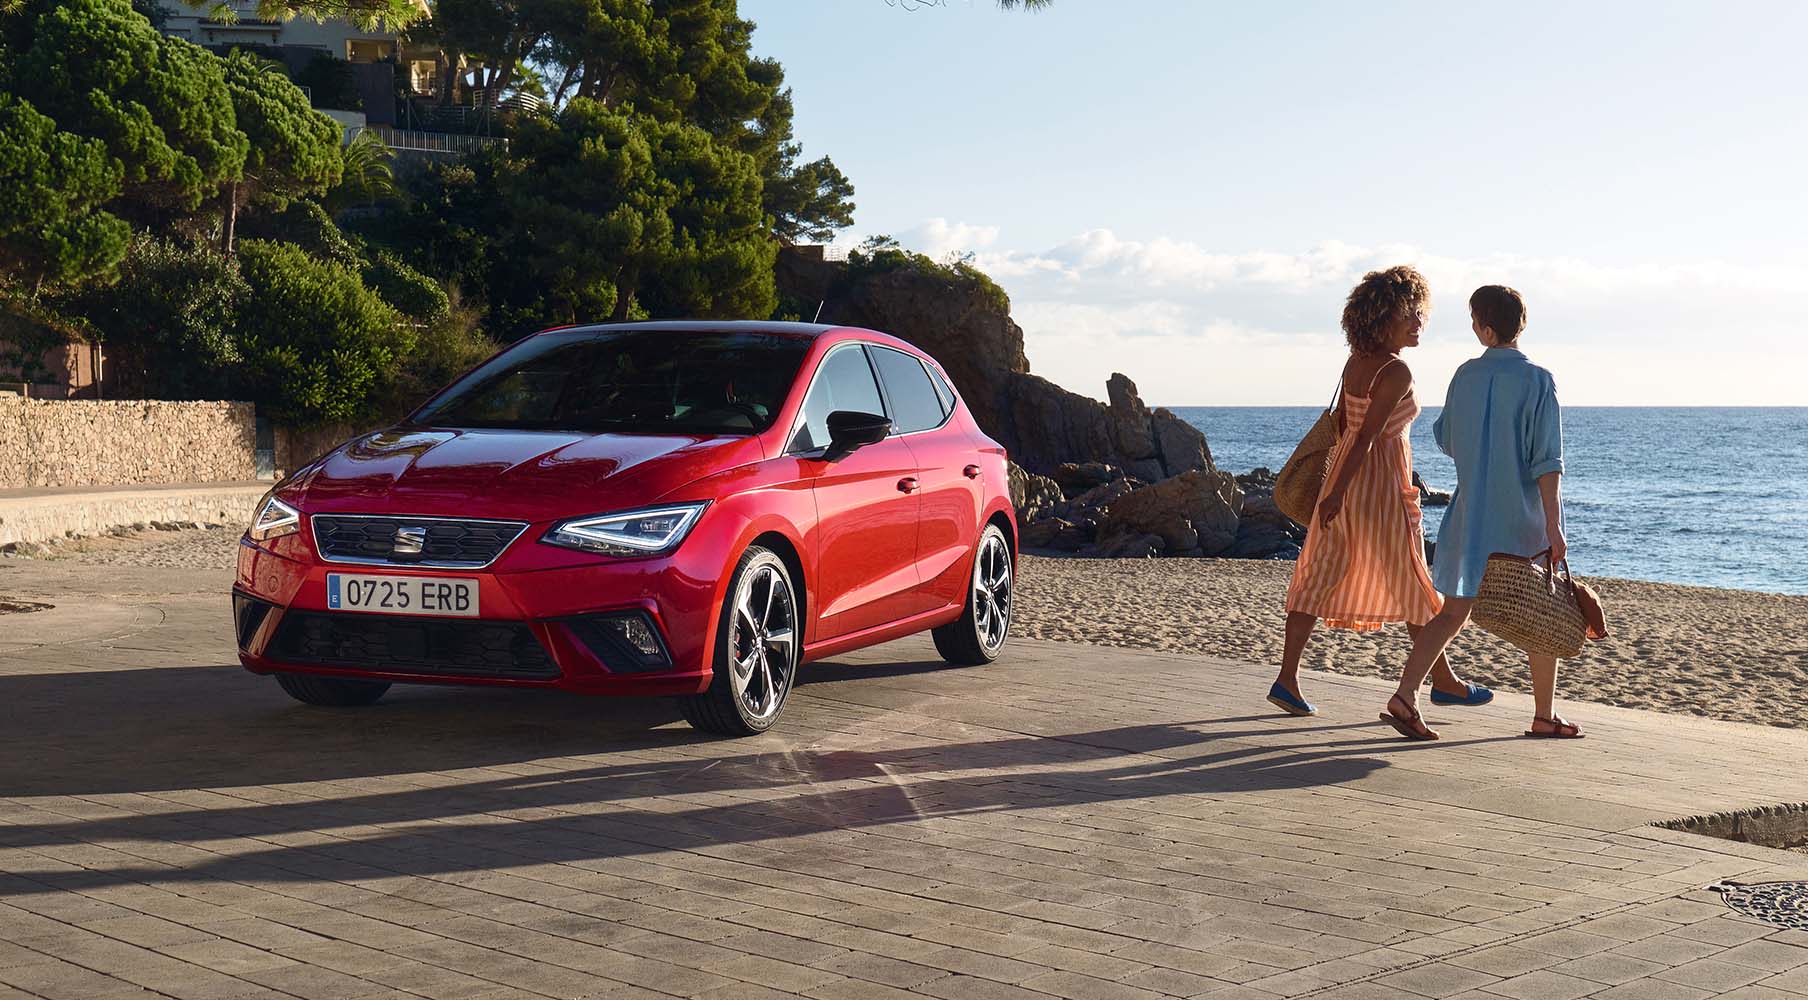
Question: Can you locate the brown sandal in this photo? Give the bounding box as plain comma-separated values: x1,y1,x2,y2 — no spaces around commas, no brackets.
1380,694,1439,741
1524,715,1585,739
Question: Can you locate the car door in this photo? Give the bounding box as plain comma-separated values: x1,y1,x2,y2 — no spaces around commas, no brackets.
792,343,924,641
868,346,982,614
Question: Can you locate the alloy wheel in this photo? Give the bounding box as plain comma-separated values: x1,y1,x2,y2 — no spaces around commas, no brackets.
972,529,1012,654
728,562,796,721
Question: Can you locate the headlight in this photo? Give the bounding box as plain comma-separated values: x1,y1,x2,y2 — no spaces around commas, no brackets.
249,493,301,542
542,503,707,556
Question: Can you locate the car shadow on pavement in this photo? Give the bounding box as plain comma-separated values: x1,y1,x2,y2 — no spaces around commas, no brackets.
0,653,1489,893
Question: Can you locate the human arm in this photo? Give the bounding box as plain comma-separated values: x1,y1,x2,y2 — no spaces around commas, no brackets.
1539,471,1565,564
1319,360,1411,527
1526,374,1565,562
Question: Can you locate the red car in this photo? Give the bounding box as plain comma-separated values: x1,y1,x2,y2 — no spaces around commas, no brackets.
233,321,1017,735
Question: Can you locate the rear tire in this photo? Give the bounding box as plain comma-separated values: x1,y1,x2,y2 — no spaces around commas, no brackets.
679,546,799,736
933,522,1013,666
274,672,390,707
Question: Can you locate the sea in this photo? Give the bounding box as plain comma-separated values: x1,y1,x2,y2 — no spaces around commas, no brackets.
1168,407,1808,596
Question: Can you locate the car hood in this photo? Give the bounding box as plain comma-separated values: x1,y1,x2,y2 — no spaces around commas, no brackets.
288,427,763,522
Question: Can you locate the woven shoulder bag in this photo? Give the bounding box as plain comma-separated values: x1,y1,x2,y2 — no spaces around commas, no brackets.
1273,378,1342,525
1472,549,1589,659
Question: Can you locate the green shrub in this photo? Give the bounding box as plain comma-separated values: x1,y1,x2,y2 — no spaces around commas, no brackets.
846,246,1010,315
235,239,412,426
394,293,497,407
362,250,448,324
60,234,247,398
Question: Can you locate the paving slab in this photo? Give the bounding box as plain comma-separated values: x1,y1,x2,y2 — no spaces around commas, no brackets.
4,558,1808,999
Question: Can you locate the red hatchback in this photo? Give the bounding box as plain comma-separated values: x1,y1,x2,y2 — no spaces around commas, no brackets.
233,321,1017,735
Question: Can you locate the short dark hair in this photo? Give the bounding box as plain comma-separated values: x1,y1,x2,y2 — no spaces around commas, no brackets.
1469,285,1526,343
1342,265,1430,354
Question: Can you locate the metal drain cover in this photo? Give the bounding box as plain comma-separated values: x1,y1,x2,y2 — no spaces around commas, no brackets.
1710,880,1808,931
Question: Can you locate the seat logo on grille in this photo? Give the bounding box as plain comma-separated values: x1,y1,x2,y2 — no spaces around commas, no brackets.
392,526,427,555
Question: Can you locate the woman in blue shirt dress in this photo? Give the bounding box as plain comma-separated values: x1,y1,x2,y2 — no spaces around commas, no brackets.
1379,286,1580,741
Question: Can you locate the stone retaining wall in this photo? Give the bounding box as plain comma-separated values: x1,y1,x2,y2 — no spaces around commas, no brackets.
0,399,257,488
0,483,269,547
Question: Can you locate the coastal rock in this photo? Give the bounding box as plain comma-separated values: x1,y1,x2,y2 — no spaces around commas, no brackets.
1231,493,1306,559
1236,467,1279,498
1152,407,1213,475
1022,516,1092,551
1007,462,1064,522
1106,374,1158,461
800,250,1028,440
1096,469,1243,557
1062,477,1139,519
1413,471,1452,506
1051,462,1125,495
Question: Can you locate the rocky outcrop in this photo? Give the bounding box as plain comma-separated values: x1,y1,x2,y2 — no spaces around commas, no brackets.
1007,463,1064,523
997,372,1213,482
1095,469,1242,557
776,247,1252,562
1413,471,1452,507
1228,467,1306,559
779,248,1214,483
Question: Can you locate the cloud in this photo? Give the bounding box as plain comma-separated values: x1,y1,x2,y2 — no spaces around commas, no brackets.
872,222,1808,405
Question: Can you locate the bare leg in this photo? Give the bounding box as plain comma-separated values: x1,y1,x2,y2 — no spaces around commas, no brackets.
1528,652,1557,722
1393,598,1475,709
1407,623,1466,695
1275,612,1317,698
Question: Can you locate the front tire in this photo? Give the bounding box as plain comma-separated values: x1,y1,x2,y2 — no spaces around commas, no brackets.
274,672,390,707
679,546,799,736
933,523,1013,665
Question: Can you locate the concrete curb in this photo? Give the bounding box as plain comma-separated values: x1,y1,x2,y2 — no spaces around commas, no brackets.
0,482,269,546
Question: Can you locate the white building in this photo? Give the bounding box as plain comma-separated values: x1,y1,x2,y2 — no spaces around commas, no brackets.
155,1,439,94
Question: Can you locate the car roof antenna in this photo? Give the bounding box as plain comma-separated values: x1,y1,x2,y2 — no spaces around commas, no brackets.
812,300,825,323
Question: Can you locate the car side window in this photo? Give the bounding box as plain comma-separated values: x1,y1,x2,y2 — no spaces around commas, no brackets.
870,347,946,434
926,364,955,418
790,345,886,452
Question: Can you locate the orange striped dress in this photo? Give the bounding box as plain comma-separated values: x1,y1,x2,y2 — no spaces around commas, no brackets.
1284,383,1442,630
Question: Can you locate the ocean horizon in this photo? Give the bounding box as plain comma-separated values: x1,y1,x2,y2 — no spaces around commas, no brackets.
1169,406,1808,596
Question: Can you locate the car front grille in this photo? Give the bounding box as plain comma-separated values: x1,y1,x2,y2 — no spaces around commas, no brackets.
310,514,528,567
271,611,559,680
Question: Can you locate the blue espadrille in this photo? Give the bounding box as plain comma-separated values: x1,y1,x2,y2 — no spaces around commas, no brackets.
1266,682,1317,717
1429,682,1494,706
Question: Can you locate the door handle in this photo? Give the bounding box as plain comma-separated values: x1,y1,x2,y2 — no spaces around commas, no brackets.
963,464,983,480
897,477,920,494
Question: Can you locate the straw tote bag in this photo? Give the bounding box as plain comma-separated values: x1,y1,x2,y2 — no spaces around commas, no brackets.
1472,549,1606,659
1273,379,1342,525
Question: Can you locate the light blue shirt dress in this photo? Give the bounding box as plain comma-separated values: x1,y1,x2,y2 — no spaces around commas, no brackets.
1431,346,1565,598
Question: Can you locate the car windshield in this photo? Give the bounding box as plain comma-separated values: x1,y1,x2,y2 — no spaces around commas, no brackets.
408,329,811,435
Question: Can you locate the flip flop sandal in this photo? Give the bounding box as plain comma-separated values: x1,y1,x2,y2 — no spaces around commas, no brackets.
1379,695,1439,741
1524,715,1585,739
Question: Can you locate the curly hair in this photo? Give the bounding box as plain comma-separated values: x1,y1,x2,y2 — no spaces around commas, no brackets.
1341,265,1430,354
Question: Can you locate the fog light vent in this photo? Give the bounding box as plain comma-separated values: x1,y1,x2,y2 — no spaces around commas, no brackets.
566,611,673,673
232,592,276,650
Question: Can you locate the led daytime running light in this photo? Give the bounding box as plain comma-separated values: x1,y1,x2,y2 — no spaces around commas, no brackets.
544,503,707,556
249,494,300,542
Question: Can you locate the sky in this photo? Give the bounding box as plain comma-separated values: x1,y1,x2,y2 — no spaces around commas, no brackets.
738,0,1808,406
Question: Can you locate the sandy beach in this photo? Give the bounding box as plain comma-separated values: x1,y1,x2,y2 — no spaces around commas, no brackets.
25,527,1808,731
1015,553,1808,731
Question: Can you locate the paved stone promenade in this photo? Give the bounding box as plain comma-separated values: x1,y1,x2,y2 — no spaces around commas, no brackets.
5,557,1808,999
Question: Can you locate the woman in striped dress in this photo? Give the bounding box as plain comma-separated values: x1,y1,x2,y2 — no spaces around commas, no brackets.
1267,266,1489,719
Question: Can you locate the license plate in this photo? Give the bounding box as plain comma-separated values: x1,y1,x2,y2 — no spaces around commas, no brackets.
326,573,479,617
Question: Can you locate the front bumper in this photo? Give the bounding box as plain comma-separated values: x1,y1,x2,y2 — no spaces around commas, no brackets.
233,534,720,697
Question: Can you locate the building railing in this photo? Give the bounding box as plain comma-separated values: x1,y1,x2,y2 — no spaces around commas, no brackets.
361,125,506,156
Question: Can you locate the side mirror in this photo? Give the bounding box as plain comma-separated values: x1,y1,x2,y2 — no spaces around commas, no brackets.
823,410,891,461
